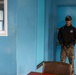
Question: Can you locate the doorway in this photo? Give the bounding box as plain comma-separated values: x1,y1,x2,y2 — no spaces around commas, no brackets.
56,6,76,74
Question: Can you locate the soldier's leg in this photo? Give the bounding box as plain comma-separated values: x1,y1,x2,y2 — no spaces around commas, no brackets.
69,57,74,75
68,45,74,75
60,46,67,62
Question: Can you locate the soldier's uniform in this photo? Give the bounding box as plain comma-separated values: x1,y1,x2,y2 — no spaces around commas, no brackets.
58,15,76,75
61,45,74,75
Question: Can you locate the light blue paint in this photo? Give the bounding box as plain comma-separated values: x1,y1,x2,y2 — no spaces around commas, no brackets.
56,6,76,74
0,0,54,74
16,0,38,75
48,0,57,61
44,0,52,61
36,0,45,65
0,0,17,75
57,0,76,5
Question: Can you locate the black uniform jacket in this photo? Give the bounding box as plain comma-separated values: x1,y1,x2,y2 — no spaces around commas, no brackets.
58,24,76,46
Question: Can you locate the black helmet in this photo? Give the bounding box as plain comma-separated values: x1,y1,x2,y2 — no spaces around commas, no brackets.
65,15,72,21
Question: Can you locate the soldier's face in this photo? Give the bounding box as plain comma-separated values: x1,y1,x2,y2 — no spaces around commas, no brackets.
66,20,72,26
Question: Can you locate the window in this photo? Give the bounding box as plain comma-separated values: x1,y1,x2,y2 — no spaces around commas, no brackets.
0,0,8,36
0,10,4,31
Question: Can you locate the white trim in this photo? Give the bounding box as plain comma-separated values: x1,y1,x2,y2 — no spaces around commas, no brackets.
0,0,8,36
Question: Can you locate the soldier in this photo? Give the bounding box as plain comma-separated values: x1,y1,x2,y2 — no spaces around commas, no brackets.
58,15,76,75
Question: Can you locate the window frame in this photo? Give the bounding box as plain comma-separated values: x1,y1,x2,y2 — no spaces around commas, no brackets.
0,0,8,36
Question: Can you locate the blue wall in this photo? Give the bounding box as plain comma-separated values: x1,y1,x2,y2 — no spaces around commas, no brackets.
16,0,38,75
44,0,52,61
16,0,76,74
0,0,48,75
0,0,53,74
48,0,57,61
57,0,76,5
16,0,53,74
0,0,38,75
0,0,17,75
37,0,45,65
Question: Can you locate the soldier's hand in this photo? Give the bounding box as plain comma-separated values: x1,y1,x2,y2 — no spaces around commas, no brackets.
66,45,70,48
63,46,67,49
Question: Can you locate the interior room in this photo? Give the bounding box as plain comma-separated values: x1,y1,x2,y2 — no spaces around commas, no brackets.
0,0,76,75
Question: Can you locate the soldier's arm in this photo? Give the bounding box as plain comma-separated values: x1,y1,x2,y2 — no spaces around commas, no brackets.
74,28,76,44
58,28,63,45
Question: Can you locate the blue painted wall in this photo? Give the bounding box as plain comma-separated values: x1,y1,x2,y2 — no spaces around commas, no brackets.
16,0,38,75
57,0,76,5
0,0,17,75
0,0,49,75
5,1,53,74
16,0,53,74
16,0,76,74
48,0,57,61
37,0,45,65
44,0,52,61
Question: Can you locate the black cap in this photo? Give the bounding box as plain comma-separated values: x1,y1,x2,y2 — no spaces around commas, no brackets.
65,15,72,21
